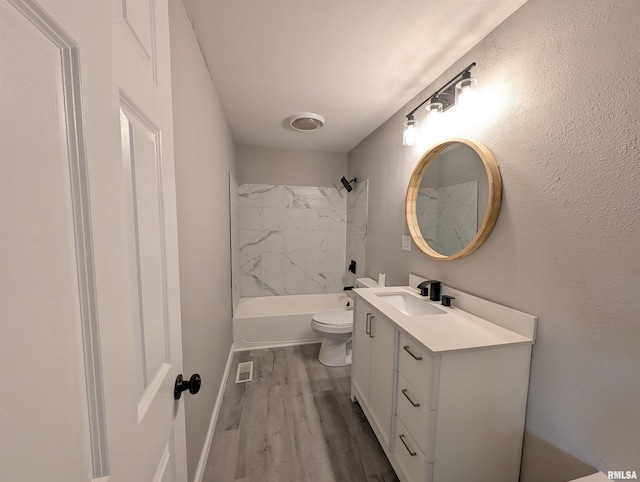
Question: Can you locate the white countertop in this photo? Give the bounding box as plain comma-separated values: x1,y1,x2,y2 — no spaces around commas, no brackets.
354,286,534,354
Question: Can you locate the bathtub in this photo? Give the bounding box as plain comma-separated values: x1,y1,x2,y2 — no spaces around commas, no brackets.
233,293,352,351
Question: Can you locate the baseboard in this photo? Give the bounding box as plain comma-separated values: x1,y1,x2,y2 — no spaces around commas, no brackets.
192,342,235,482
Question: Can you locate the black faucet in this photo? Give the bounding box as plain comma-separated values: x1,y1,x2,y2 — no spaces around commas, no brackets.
428,281,441,302
417,281,430,297
417,280,441,301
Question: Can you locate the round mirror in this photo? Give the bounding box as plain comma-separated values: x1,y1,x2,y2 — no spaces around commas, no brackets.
405,138,502,261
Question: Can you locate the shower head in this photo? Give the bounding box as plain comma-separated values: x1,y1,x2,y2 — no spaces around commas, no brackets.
341,177,357,192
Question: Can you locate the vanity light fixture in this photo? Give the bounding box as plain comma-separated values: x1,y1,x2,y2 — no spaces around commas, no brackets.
402,62,477,146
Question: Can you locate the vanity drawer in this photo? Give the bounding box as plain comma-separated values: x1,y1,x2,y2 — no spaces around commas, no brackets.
393,415,433,482
395,373,436,461
398,331,440,407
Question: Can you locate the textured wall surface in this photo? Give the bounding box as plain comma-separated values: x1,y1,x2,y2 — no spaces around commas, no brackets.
349,0,640,480
236,144,347,187
169,3,236,479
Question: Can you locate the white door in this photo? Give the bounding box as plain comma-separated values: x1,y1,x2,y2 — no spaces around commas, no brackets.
0,0,188,480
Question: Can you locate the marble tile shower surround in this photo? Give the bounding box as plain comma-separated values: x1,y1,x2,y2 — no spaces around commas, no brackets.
237,184,347,297
230,175,240,313
417,180,478,256
345,180,368,287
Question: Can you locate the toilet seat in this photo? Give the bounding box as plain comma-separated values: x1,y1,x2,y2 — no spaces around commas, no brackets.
311,309,353,335
312,309,352,327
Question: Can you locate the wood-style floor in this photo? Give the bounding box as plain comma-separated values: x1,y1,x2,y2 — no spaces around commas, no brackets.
203,344,399,482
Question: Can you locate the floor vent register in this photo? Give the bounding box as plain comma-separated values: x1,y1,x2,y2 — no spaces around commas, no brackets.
235,361,254,383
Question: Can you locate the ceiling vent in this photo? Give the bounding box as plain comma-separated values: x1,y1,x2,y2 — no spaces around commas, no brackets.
289,112,325,132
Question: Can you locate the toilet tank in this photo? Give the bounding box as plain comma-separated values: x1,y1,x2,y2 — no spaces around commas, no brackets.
356,277,378,288
344,278,378,303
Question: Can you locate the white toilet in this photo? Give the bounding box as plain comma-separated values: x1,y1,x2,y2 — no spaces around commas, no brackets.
311,277,378,367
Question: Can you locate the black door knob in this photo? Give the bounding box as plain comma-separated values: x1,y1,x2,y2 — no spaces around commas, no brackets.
174,373,201,400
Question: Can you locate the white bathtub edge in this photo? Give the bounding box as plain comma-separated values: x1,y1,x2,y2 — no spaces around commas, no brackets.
193,342,235,482
234,337,322,352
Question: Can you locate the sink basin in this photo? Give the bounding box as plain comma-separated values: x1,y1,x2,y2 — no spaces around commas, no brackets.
375,292,445,316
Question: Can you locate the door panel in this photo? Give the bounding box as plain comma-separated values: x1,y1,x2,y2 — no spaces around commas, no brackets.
0,0,187,480
121,0,157,79
120,99,169,395
0,2,95,479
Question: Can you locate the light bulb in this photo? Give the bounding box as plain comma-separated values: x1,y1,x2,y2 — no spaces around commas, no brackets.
455,74,477,106
403,117,418,146
425,98,443,122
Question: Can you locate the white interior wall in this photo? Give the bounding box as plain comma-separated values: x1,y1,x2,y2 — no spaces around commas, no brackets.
236,144,347,187
169,3,236,479
349,1,640,480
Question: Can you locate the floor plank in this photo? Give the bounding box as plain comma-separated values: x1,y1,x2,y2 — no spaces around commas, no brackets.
205,429,239,482
204,344,399,482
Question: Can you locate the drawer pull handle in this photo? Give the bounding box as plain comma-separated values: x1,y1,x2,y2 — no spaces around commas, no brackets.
403,345,422,360
399,433,417,456
401,388,420,407
365,313,371,335
369,315,375,338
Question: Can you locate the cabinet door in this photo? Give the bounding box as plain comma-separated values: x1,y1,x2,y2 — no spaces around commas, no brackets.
352,298,373,402
368,309,396,445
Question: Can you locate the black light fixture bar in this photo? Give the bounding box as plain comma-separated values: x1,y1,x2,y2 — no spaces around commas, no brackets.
405,62,477,120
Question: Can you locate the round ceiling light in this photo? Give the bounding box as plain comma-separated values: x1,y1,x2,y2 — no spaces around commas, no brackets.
289,112,325,132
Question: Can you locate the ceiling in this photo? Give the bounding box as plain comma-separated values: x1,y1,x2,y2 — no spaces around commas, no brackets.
183,0,527,153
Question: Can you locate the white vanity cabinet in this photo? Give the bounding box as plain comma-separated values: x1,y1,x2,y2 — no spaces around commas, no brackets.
394,333,533,482
352,297,396,445
351,284,537,482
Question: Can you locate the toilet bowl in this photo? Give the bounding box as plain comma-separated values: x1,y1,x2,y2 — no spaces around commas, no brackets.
311,309,354,367
311,277,378,367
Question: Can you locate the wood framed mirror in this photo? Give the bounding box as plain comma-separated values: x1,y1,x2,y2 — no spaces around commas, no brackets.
405,138,502,261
